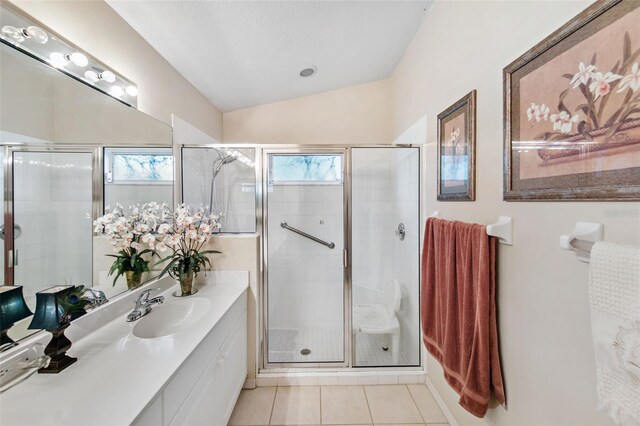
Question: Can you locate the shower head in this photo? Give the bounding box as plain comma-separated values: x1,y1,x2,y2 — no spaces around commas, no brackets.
212,153,236,179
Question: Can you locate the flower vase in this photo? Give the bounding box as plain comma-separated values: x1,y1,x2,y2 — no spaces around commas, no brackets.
174,272,197,297
125,270,142,290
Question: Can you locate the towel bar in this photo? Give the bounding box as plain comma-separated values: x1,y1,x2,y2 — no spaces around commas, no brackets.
560,222,603,263
427,212,513,245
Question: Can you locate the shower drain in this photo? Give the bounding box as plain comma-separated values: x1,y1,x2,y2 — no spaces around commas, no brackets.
300,348,311,356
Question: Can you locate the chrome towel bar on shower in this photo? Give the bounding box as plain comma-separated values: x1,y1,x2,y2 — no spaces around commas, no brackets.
280,221,335,249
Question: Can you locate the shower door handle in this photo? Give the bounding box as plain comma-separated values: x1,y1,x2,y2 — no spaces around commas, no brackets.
343,249,348,268
280,221,335,249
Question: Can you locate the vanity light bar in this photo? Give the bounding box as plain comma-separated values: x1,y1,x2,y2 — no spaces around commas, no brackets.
0,3,138,108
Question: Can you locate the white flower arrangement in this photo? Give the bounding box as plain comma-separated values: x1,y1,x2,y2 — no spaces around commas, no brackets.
94,203,222,291
155,205,222,293
93,202,168,287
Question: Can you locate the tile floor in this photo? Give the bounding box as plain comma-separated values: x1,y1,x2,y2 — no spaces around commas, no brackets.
228,384,448,425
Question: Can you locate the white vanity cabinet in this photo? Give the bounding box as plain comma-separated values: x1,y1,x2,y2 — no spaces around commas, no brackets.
134,291,248,426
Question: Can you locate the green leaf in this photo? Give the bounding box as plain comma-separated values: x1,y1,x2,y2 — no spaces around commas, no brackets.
159,259,179,278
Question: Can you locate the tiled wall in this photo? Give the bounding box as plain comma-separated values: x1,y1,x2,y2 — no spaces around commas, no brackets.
104,184,173,209
267,184,344,332
12,152,93,307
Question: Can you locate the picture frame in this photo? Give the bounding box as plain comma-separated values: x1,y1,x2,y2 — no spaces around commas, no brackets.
437,90,476,201
503,0,640,201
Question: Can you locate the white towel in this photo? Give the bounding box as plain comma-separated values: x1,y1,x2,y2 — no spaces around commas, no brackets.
589,241,640,425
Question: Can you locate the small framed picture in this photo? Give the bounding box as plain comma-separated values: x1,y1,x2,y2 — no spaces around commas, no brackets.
437,90,476,201
504,0,640,201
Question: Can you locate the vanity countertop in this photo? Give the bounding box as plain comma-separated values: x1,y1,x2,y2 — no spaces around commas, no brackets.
0,271,249,426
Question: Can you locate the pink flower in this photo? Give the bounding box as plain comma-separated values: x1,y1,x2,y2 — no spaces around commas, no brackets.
589,71,622,99
550,111,580,134
527,103,550,122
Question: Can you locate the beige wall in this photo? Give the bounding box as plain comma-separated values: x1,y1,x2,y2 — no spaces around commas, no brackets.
223,79,391,144
9,0,223,141
391,1,639,425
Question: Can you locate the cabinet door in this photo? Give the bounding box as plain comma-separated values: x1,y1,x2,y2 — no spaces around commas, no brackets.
170,313,247,426
169,349,224,426
220,315,248,423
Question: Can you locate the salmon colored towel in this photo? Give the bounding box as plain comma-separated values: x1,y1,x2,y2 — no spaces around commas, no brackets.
421,217,506,417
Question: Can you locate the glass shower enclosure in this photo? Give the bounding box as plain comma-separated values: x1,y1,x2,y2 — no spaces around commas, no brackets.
179,144,421,369
263,146,421,368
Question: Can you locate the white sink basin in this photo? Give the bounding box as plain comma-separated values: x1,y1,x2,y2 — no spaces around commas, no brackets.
132,297,212,339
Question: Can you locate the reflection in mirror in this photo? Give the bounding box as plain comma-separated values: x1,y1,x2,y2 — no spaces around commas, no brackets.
10,150,94,344
96,148,174,294
182,147,256,233
104,147,174,209
0,42,171,146
1,22,172,347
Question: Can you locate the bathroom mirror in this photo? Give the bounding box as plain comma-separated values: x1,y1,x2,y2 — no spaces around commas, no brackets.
0,39,173,346
182,146,257,233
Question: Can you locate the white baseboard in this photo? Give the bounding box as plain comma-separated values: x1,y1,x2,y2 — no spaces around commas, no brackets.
255,369,426,387
425,375,459,426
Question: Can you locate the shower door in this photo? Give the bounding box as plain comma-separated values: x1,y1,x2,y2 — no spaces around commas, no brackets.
8,149,94,307
264,149,347,366
351,147,421,367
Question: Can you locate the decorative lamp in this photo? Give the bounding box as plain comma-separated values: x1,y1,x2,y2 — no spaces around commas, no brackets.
28,285,77,373
0,285,33,348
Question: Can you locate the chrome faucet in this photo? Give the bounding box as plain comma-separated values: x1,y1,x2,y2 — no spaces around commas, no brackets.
126,289,164,322
82,288,109,309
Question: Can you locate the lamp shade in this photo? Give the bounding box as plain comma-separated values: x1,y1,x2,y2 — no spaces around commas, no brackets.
28,285,73,330
0,286,32,327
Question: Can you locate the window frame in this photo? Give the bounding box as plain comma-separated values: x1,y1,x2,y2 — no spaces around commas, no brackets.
104,147,174,186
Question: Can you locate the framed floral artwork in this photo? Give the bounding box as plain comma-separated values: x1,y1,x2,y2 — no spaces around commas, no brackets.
504,0,640,201
437,90,476,201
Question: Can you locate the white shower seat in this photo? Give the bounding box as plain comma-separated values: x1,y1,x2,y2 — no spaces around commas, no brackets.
353,280,402,364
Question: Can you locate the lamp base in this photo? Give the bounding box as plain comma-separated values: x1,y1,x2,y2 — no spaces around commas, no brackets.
38,323,77,374
38,353,77,374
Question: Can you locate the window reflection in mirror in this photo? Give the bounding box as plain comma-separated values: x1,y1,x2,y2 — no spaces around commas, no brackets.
104,148,174,209
95,147,174,296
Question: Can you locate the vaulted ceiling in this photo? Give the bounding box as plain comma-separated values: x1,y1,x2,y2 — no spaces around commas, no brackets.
107,1,432,112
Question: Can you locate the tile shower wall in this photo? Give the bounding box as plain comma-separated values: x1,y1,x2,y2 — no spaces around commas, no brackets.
267,184,344,362
13,152,93,307
104,184,173,208
352,148,420,366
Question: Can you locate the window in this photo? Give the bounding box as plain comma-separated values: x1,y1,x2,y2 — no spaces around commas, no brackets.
269,154,343,184
105,148,173,184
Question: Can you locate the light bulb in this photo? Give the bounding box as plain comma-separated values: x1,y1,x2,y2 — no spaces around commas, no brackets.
1,26,25,43
100,70,116,83
24,26,48,44
110,86,124,97
49,52,68,68
125,85,138,97
84,70,99,83
69,52,88,67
